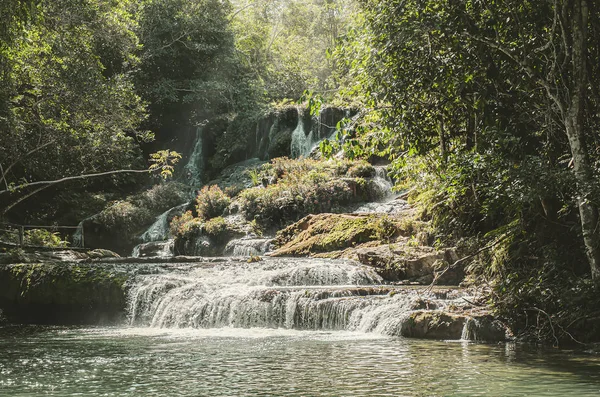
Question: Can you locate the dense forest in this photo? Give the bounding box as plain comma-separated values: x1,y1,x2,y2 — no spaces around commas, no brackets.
2,0,600,344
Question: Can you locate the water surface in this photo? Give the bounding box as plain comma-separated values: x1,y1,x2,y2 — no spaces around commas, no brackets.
1,326,599,396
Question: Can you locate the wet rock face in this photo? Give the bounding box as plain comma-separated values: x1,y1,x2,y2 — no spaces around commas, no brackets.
400,311,510,342
463,315,510,342
0,263,130,324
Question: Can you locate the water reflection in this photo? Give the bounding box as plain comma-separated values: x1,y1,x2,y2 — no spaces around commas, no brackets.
1,326,599,396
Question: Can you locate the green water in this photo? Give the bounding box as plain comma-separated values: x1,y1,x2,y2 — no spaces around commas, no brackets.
1,326,599,397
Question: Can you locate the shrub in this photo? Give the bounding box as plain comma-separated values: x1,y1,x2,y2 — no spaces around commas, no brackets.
170,211,197,237
204,217,227,238
24,229,69,248
196,185,231,220
238,161,356,226
347,162,376,178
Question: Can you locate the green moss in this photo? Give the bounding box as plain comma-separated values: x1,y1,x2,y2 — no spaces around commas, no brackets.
0,263,130,324
272,213,409,256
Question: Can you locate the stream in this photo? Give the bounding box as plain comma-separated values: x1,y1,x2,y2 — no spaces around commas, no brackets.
1,326,600,396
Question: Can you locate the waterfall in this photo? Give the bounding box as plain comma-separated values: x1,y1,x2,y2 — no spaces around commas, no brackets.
184,126,204,186
72,220,84,248
127,258,470,336
370,166,394,200
223,237,273,256
290,114,315,158
139,203,188,243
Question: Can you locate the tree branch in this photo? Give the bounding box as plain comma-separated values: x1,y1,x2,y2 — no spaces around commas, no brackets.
0,168,152,196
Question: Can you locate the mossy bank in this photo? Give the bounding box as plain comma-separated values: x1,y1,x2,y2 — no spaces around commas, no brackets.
0,263,131,325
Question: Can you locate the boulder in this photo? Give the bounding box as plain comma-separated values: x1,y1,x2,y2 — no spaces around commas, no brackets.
462,315,510,342
401,311,467,340
353,243,464,285
271,213,408,257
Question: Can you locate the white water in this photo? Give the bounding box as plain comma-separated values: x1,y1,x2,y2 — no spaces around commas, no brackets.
127,258,468,335
223,237,272,256
140,203,187,243
183,126,204,186
290,115,315,158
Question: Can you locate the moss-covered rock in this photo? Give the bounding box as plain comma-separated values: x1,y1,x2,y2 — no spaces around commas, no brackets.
400,311,467,340
352,243,464,285
81,182,189,255
0,263,130,324
172,215,246,256
271,213,408,257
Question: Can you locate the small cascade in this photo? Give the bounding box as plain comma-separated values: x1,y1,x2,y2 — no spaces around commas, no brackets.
131,203,187,257
290,114,315,158
223,237,273,256
369,166,394,200
72,212,99,248
127,258,470,336
139,204,188,243
183,126,204,186
72,220,84,248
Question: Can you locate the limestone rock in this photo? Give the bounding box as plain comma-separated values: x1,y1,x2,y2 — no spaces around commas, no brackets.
271,213,409,257
401,311,467,340
462,315,510,342
353,243,464,285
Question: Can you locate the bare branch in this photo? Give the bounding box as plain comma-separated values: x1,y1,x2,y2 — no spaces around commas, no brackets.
0,168,152,196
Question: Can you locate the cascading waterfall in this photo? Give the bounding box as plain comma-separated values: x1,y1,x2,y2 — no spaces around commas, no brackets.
72,220,85,248
131,203,188,257
370,166,394,200
290,114,315,158
139,203,188,243
127,258,470,336
223,237,273,256
183,126,204,186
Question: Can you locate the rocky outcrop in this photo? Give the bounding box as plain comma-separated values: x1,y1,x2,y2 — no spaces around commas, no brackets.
352,243,464,285
271,213,409,257
269,212,463,285
0,263,130,324
400,310,510,342
401,311,467,339
80,182,189,255
172,215,249,256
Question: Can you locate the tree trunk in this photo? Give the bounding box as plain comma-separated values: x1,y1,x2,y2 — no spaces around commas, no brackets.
566,0,600,279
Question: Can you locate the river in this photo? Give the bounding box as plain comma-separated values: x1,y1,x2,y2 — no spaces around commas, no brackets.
1,326,600,396
2,257,600,396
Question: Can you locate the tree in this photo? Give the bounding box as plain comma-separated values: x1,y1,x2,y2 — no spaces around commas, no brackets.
335,0,600,279
230,0,356,100
0,0,151,218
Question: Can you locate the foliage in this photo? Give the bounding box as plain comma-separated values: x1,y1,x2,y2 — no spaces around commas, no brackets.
136,0,260,131
24,229,69,248
238,157,377,226
149,150,183,179
195,185,231,220
328,0,600,343
229,0,357,101
169,211,197,237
